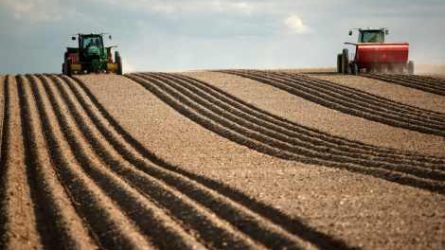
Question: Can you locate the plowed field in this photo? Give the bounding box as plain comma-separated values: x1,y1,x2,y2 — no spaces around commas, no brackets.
0,71,444,249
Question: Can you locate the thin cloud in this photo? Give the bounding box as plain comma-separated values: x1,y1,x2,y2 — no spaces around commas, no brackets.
213,1,254,15
95,0,255,15
0,0,66,22
284,15,310,34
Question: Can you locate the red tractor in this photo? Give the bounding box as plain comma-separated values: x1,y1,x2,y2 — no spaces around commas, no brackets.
337,28,414,75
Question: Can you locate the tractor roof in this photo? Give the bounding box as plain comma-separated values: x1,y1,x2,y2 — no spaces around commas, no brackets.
74,33,110,39
78,33,103,37
359,28,386,32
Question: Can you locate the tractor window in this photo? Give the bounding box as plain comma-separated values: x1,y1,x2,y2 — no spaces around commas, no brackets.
82,37,103,49
359,31,384,43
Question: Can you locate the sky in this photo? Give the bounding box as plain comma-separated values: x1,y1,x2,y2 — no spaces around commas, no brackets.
0,0,444,73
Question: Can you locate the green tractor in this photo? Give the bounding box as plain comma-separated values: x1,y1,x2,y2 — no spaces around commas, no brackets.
62,33,123,76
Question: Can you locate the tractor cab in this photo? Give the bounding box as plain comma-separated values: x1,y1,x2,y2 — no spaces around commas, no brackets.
79,35,104,49
357,29,386,43
78,34,105,61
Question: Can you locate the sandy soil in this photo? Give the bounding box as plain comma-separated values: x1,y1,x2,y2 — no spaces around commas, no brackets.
76,74,445,249
1,72,444,249
0,75,4,153
416,64,445,75
310,74,445,114
0,75,41,249
20,75,98,249
183,72,445,157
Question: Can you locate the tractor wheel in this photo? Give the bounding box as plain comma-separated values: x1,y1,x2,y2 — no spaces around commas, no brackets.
407,61,414,75
115,51,123,75
350,62,359,75
337,54,343,73
63,60,72,77
342,49,349,74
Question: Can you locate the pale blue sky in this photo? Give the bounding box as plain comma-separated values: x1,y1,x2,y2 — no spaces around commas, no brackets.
0,0,444,73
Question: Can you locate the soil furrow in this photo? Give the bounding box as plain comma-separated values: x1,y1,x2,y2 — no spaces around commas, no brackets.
241,70,445,130
363,74,445,96
71,75,355,250
144,73,445,181
381,75,445,90
30,75,153,249
56,72,320,249
227,70,445,128
40,74,203,249
174,73,445,165
18,75,98,249
307,73,445,114
277,71,445,120
127,73,445,195
222,70,445,136
390,75,444,89
49,74,263,249
130,73,315,159
140,72,445,181
155,72,445,170
0,76,7,248
405,75,445,87
0,75,41,249
243,70,445,124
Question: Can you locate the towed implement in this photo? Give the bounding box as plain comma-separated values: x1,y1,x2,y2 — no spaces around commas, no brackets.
62,33,122,76
338,28,414,75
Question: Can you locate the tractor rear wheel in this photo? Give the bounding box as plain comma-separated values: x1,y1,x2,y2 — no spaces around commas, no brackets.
337,54,343,73
115,51,123,75
63,60,72,77
342,49,349,74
